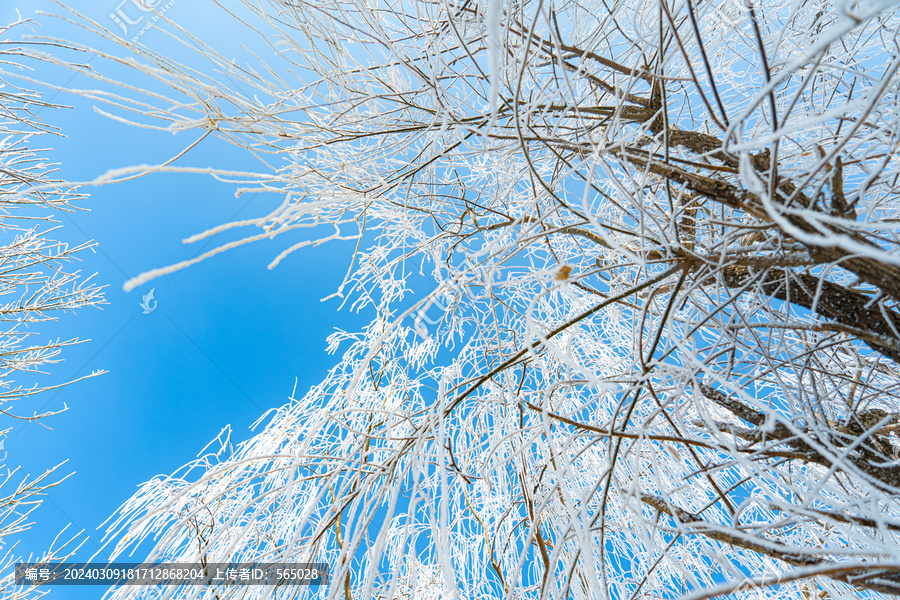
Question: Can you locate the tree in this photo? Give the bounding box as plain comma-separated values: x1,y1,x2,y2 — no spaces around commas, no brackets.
38,0,900,598
0,16,106,599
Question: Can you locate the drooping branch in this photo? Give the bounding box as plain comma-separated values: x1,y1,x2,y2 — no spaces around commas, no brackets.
640,492,900,596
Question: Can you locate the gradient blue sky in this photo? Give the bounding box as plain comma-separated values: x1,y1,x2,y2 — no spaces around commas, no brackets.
2,2,367,597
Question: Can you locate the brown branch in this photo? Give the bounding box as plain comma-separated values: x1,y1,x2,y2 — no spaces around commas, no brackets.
721,266,900,364
639,492,900,595
608,146,900,306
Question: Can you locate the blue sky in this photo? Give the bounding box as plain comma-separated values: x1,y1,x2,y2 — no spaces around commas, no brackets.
2,2,367,596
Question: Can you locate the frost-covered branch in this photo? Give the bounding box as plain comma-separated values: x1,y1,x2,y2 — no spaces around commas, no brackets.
36,0,900,598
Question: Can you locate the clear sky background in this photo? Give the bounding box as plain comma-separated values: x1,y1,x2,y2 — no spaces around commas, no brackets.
1,2,368,597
